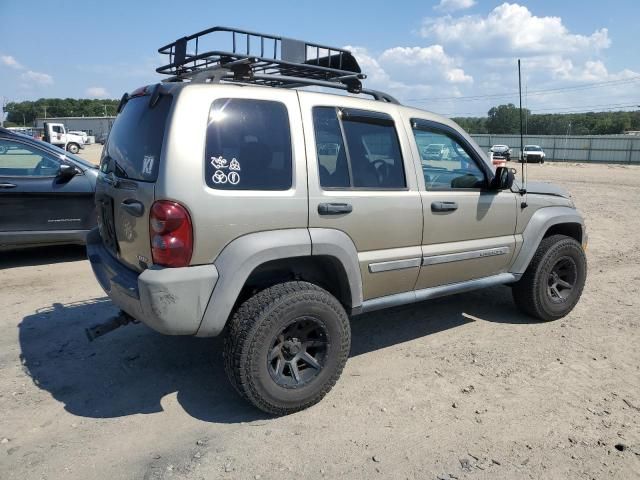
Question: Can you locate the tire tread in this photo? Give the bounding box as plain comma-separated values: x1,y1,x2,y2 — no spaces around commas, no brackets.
512,234,586,321
223,281,350,415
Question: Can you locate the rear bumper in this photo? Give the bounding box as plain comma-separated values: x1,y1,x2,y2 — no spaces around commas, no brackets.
86,229,218,335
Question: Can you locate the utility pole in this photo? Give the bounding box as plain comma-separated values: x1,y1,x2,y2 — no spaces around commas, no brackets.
0,97,7,128
524,83,528,134
43,105,48,119
102,104,108,117
562,122,572,162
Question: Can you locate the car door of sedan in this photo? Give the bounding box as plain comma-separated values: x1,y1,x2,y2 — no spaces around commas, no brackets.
0,137,95,235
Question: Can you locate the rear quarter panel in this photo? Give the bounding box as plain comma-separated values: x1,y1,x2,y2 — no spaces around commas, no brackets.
156,84,309,265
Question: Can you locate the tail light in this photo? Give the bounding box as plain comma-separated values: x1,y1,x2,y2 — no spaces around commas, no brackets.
150,200,193,267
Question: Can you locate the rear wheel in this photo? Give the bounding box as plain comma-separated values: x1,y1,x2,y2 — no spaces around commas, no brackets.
66,143,80,154
224,281,351,415
512,234,586,321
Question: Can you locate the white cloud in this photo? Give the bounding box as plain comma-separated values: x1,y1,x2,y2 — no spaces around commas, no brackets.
85,86,110,98
20,70,53,86
434,0,476,13
2,54,53,89
1,55,24,70
342,44,472,104
421,3,611,57
379,45,473,84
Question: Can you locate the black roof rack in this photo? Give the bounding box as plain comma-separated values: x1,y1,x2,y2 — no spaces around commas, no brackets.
156,26,399,104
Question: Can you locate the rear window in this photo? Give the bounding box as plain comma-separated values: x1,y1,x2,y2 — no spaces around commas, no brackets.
102,94,172,181
205,98,292,190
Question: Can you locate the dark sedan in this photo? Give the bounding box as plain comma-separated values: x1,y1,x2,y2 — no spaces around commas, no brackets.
0,127,98,250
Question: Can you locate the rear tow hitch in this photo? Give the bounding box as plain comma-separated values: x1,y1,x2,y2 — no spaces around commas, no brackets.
85,311,139,341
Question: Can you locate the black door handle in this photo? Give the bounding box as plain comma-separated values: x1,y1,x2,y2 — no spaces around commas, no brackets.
431,201,458,212
0,183,17,189
121,199,144,217
318,203,353,215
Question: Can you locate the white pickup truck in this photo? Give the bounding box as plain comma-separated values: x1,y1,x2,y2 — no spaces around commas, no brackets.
42,122,85,154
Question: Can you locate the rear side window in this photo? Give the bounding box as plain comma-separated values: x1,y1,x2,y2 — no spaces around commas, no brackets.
205,98,292,190
103,94,172,182
312,107,406,189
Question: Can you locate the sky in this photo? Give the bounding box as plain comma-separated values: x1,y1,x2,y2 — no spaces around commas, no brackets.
1,0,639,118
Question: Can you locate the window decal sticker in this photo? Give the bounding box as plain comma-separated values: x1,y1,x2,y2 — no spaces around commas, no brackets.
228,171,240,185
142,155,155,176
212,170,228,184
211,156,228,169
229,158,241,171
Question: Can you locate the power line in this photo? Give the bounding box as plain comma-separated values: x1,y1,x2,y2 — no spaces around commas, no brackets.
440,102,640,117
530,101,640,113
407,76,640,103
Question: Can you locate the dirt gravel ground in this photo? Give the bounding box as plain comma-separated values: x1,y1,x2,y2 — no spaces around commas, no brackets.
1,162,639,480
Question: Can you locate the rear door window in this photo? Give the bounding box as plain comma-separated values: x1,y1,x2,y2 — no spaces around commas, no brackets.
102,94,173,182
312,107,406,189
205,98,292,190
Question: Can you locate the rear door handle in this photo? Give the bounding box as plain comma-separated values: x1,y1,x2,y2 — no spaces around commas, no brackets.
318,202,353,215
0,183,17,189
121,199,144,217
431,201,458,212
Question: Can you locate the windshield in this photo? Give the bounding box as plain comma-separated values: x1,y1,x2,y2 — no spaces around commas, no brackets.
525,146,542,151
102,94,173,181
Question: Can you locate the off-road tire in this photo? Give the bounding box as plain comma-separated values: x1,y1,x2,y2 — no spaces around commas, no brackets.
512,234,586,321
223,281,351,415
66,143,80,154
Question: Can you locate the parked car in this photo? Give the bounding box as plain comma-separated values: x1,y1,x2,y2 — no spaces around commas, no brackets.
522,145,546,163
0,127,98,250
68,130,89,144
86,26,587,415
423,143,446,160
490,144,511,161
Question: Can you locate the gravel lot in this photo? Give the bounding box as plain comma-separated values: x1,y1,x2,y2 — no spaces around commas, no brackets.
1,161,639,480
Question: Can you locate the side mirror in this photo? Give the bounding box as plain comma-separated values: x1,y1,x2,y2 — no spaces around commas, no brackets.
490,166,514,190
57,163,78,181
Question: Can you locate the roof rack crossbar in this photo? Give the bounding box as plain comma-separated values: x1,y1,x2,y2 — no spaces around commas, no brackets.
156,26,399,103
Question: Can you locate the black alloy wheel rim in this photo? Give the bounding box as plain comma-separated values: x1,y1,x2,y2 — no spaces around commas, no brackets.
268,317,328,388
547,256,577,303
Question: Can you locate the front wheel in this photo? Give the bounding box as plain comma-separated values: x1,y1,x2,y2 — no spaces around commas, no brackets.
66,143,80,154
512,234,587,321
224,281,351,415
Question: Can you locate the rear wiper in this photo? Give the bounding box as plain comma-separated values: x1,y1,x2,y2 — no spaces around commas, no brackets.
116,93,129,114
101,155,129,180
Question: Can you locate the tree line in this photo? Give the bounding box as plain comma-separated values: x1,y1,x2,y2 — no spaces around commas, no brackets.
4,99,639,135
3,98,120,126
453,103,640,135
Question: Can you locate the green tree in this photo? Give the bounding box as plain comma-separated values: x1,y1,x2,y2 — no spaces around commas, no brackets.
486,103,529,134
5,98,119,125
450,103,640,135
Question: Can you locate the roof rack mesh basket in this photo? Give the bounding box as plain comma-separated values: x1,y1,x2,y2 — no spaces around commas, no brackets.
156,26,399,103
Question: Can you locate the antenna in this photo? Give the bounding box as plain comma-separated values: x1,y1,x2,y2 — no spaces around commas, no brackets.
518,59,527,208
